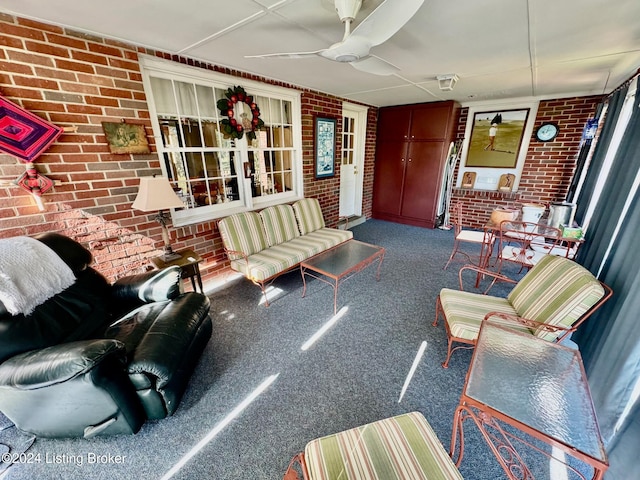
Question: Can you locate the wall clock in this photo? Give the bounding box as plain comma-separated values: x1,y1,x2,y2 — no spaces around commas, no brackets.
536,122,559,142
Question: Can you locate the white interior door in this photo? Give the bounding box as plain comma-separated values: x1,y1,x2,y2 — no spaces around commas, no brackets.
340,103,367,218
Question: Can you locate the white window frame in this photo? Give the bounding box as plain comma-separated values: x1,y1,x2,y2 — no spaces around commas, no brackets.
139,55,303,226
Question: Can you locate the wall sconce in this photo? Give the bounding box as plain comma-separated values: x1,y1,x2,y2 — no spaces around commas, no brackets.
132,176,185,261
437,74,459,91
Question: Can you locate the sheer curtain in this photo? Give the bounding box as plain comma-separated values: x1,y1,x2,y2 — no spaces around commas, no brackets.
573,77,640,478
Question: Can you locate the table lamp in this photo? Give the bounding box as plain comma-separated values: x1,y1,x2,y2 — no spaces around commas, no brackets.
132,176,185,261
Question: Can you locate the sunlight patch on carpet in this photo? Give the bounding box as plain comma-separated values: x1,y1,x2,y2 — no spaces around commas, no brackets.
399,340,428,403
258,286,284,306
160,374,279,480
301,307,348,351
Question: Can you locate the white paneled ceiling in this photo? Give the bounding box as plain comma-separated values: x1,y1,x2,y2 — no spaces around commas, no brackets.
0,0,638,107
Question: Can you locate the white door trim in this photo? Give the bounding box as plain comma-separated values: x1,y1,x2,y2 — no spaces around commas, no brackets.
340,102,368,217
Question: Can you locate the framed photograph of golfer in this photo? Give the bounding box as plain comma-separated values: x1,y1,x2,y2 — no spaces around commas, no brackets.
465,109,529,168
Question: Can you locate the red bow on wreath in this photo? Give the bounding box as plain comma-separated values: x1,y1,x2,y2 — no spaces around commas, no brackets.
216,86,265,140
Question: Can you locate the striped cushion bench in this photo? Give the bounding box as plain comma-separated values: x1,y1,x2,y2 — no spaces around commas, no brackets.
301,412,462,480
218,199,353,303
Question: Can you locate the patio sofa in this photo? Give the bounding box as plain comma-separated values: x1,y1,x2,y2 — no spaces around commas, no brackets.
218,198,352,304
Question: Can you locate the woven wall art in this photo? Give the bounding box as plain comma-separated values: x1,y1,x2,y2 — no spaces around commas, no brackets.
0,95,63,162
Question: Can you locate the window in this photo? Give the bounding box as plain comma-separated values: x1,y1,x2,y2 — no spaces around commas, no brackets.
139,56,303,226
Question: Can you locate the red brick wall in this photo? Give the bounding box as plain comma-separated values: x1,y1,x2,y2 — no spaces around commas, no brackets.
451,96,603,228
0,13,377,284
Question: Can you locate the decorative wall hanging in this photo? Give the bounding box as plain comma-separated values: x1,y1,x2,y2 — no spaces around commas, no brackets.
216,86,265,140
461,171,476,188
5,163,56,211
0,95,63,162
498,173,516,192
102,121,150,154
465,109,529,168
315,117,336,179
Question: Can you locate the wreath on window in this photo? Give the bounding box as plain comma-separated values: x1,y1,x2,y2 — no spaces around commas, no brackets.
216,86,264,140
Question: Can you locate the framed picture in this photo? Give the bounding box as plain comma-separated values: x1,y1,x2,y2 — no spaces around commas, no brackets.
465,109,529,168
314,117,336,179
102,122,150,154
462,171,477,188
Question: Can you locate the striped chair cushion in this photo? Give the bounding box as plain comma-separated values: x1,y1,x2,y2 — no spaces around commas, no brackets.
293,198,325,235
304,411,462,480
218,212,267,260
230,243,310,282
302,228,353,250
508,255,605,341
259,204,300,247
439,288,527,341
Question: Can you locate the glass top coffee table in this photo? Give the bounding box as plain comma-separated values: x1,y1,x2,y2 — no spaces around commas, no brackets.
300,239,385,314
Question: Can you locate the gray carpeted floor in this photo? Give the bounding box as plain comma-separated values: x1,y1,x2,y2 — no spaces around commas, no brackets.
1,219,561,479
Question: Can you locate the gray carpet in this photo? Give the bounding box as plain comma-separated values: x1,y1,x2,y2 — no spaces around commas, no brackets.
1,219,562,479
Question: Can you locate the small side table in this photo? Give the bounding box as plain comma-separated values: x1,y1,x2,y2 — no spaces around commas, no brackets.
151,248,204,293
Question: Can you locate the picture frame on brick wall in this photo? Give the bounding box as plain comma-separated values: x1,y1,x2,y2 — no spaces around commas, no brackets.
314,116,336,179
465,109,529,168
102,121,150,155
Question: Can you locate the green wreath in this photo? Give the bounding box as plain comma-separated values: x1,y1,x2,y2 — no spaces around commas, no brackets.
216,86,264,140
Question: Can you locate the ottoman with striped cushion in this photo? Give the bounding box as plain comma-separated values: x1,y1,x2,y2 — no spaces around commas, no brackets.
301,412,462,480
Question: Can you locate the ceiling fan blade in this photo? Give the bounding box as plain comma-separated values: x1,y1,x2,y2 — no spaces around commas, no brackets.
245,49,325,60
351,0,425,47
350,55,400,75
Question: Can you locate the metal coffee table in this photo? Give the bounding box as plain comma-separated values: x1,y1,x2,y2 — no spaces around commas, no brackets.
300,239,385,314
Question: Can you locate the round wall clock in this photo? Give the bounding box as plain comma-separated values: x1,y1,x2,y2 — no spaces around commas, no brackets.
536,122,559,142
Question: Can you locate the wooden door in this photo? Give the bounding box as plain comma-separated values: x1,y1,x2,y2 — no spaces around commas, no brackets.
372,141,407,217
400,142,447,222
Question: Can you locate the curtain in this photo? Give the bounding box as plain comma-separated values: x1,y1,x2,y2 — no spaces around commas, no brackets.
573,85,628,226
573,78,640,478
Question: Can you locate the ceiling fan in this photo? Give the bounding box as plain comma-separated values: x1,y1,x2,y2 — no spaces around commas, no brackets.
245,0,425,75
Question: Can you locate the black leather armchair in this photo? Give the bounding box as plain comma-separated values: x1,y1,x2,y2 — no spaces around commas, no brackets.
0,233,212,438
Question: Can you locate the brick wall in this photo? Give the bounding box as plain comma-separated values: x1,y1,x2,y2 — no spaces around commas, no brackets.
0,12,605,286
451,96,603,227
0,13,377,285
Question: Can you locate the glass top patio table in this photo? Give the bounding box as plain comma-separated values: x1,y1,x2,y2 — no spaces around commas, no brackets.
300,240,385,314
452,318,608,479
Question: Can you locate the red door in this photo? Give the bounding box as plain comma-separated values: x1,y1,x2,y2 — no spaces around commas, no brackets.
400,142,446,222
372,142,407,217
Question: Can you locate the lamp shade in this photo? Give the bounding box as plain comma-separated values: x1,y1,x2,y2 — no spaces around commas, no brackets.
132,176,184,212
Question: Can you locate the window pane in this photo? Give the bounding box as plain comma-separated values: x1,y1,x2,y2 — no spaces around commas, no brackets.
181,118,203,147
175,81,198,117
195,85,216,118
159,118,180,148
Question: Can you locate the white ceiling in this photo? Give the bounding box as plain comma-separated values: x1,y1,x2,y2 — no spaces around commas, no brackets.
1,0,639,107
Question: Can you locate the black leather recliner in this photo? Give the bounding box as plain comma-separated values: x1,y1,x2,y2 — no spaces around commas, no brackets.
0,233,212,438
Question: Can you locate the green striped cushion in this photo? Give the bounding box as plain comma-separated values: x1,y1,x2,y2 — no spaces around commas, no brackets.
508,255,604,340
218,212,267,260
440,288,527,341
293,198,325,235
259,204,300,247
303,228,353,249
304,411,462,480
230,244,308,282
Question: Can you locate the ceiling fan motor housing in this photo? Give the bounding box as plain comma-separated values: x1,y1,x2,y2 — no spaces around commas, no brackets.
335,53,360,62
334,0,363,22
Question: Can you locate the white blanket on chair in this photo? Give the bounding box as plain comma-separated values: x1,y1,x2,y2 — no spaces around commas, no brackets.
0,236,76,316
